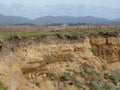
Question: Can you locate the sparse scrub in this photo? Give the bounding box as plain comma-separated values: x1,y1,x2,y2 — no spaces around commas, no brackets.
81,63,120,90
82,63,94,74
60,70,83,90
60,72,71,81
46,71,55,80
66,69,76,73
56,33,65,39
104,70,120,84
70,74,83,89
91,48,98,56
91,81,101,89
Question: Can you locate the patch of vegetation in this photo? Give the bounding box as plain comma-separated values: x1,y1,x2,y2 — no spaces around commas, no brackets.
89,80,120,90
91,81,101,89
86,72,120,90
71,75,82,89
88,28,120,34
60,70,83,90
66,64,69,67
81,63,120,90
0,27,119,40
91,48,98,56
46,71,55,80
66,69,76,73
59,62,120,90
104,70,120,84
60,72,71,81
82,62,94,74
56,62,120,90
59,87,65,90
104,83,118,90
56,33,65,39
0,81,7,90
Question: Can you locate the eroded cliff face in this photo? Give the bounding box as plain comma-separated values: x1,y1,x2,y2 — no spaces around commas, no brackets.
0,32,120,90
90,32,120,64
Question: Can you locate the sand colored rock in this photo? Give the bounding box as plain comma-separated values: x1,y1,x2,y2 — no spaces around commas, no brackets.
90,32,120,63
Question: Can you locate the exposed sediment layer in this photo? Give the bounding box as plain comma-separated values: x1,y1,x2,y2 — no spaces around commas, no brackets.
0,31,120,90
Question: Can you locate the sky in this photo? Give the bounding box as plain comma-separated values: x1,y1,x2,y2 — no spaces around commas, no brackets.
0,0,120,19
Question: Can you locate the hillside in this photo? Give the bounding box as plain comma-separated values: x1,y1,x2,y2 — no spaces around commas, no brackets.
0,14,31,25
0,14,120,25
0,30,120,90
34,16,111,24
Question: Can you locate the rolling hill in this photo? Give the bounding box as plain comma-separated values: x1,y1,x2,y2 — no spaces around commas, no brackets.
0,14,31,25
0,14,120,25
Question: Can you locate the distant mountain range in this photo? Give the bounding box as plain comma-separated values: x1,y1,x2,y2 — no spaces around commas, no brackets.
0,14,120,25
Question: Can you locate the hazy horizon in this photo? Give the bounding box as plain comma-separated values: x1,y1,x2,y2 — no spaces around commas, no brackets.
0,0,120,19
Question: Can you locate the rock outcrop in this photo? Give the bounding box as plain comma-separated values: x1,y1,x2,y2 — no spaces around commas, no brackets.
90,31,120,63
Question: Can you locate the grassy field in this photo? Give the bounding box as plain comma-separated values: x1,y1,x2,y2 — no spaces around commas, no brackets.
0,28,120,40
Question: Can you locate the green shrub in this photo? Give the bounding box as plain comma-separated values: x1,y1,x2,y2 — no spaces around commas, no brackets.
82,63,94,74
91,48,97,56
74,81,82,89
56,33,65,39
91,81,100,90
104,70,120,84
46,71,55,80
104,83,117,90
60,72,71,81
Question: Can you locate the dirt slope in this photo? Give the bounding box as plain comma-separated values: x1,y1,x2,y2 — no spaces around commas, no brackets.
0,32,120,90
